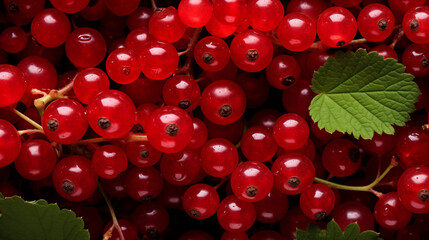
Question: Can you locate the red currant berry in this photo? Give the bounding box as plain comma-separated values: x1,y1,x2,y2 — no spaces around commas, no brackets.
322,138,362,177
86,90,136,139
126,141,162,167
160,147,201,186
149,6,186,43
398,166,429,214
272,152,315,195
0,64,26,107
73,67,110,104
240,126,277,162
106,48,140,84
178,0,213,28
162,75,201,112
50,0,89,13
66,27,107,68
358,3,395,42
15,139,57,181
317,7,357,48
138,40,179,80
0,26,28,53
332,201,375,231
217,195,256,233
131,202,169,238
395,126,429,167
403,6,429,44
42,99,88,144
231,161,274,202
200,138,239,177
374,192,412,230
230,29,273,72
125,167,163,201
266,55,301,89
194,36,230,72
0,119,21,167
200,80,246,125
92,144,128,179
273,113,309,150
277,13,316,52
31,8,70,48
254,188,289,223
300,184,335,220
183,184,220,219
247,0,284,31
52,155,98,202
146,106,194,153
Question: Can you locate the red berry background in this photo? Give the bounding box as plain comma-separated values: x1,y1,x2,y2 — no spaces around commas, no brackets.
0,0,428,239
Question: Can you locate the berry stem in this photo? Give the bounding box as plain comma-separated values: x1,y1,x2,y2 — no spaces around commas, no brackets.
390,27,404,48
18,129,44,136
98,183,125,240
175,27,203,75
214,176,230,190
151,0,158,12
314,156,398,192
11,108,43,130
369,188,384,198
34,74,76,115
73,133,148,145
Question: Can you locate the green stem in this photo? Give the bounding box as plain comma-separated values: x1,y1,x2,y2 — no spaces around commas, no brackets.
12,108,43,130
98,184,125,240
314,156,398,191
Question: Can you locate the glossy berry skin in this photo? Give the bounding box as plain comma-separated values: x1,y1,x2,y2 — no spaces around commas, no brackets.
73,67,110,104
131,202,169,237
18,56,58,97
125,28,151,54
212,0,247,25
286,0,329,24
135,103,158,132
104,0,139,16
230,30,273,72
52,155,98,202
247,0,284,31
178,0,213,28
66,27,107,68
15,140,57,181
374,192,412,230
266,55,301,89
205,15,238,38
194,36,230,72
125,167,163,201
200,138,238,177
249,109,282,130
200,80,246,125
398,166,429,214
254,188,289,224
188,118,208,149
240,126,277,162
273,113,309,150
231,161,274,202
139,40,179,80
402,43,429,77
31,8,70,48
277,13,316,52
162,75,200,112
183,184,219,219
126,141,162,167
42,99,88,144
149,7,185,43
86,90,136,139
92,145,127,179
300,184,335,220
0,119,21,167
322,138,362,177
332,201,375,231
104,219,139,240
317,7,357,48
217,195,256,233
370,45,399,61
403,6,429,44
272,152,315,195
395,126,429,167
106,48,140,84
0,64,26,107
146,106,194,153
358,4,395,42
0,26,28,53
160,148,201,186
358,133,397,157
50,0,89,13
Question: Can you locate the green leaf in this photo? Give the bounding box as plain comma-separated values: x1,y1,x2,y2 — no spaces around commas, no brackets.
327,220,344,240
309,49,420,139
296,221,381,240
0,196,89,240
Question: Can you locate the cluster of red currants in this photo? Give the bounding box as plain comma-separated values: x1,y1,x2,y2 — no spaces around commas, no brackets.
1,0,429,239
